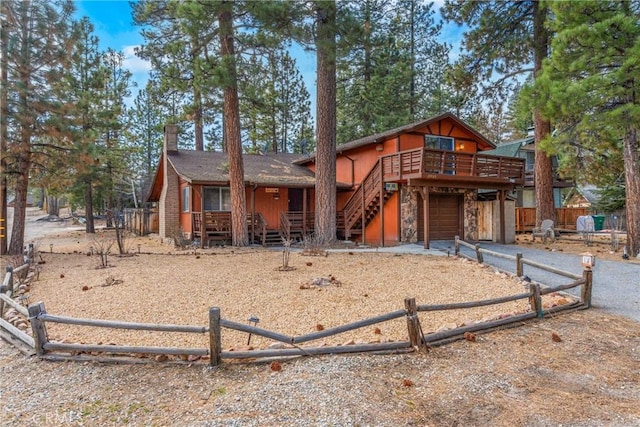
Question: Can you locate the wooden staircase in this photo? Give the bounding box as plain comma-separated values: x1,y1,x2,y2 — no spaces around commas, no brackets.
262,230,284,246
342,159,393,239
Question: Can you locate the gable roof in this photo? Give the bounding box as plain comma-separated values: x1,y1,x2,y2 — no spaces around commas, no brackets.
296,112,495,164
484,136,534,158
169,151,316,186
148,150,347,202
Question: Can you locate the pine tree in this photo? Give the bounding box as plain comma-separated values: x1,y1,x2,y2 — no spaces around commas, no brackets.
239,49,313,153
336,0,449,143
52,17,109,234
128,81,164,200
442,0,556,228
314,0,338,245
1,0,75,254
534,0,640,256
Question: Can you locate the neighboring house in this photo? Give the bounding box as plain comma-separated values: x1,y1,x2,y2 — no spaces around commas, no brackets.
148,113,525,248
7,195,35,207
484,133,573,208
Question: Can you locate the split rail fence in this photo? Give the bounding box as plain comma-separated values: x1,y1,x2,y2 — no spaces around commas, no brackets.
1,241,593,366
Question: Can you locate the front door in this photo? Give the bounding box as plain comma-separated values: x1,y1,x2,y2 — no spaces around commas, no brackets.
288,188,303,212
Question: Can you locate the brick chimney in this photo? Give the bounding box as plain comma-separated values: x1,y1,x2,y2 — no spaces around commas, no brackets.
164,124,178,153
160,124,180,241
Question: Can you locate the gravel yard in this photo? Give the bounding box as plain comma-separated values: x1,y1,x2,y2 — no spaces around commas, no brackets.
1,215,639,426
28,247,535,352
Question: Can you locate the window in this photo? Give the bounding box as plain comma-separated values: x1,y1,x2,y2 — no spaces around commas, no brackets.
204,187,231,211
425,135,454,151
182,187,190,213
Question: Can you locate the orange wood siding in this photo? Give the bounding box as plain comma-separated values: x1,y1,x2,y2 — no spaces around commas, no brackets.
399,133,424,151
250,187,290,229
363,191,399,245
179,181,192,235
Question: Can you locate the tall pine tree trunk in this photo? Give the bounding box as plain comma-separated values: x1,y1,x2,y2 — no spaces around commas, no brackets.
314,0,337,245
194,88,204,151
532,0,555,227
9,150,29,255
0,10,8,255
84,179,95,233
624,127,640,257
218,1,248,246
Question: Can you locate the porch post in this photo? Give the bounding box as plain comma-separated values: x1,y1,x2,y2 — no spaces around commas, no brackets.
200,185,205,249
361,183,366,244
423,187,430,249
251,185,256,244
499,189,506,244
303,188,307,236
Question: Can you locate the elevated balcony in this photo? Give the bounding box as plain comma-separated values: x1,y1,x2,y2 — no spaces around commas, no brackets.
380,148,525,189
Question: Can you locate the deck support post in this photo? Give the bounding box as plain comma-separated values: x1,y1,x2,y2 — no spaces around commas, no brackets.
379,160,385,247
423,187,430,249
499,189,506,244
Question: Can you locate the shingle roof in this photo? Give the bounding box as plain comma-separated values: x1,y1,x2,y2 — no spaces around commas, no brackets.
295,112,495,164
168,151,317,187
484,136,534,158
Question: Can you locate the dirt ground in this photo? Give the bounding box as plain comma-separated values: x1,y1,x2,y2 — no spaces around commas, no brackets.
1,210,639,426
515,229,636,264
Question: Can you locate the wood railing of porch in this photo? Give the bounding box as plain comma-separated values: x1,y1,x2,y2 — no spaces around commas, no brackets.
193,212,268,246
380,148,525,184
342,159,392,239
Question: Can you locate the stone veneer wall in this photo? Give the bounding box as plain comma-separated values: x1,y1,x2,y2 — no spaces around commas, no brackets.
400,186,419,243
463,190,478,241
400,186,478,242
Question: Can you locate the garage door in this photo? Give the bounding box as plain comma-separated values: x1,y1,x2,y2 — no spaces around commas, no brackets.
429,194,461,240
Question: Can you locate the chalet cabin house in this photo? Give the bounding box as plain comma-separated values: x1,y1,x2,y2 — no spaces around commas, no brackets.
148,113,525,248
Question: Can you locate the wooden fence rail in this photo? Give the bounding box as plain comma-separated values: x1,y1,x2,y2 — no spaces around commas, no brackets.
2,239,594,366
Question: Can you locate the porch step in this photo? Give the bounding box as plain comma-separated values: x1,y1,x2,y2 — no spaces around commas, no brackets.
262,230,284,246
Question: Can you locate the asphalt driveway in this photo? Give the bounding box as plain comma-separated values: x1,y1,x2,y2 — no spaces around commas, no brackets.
430,240,640,323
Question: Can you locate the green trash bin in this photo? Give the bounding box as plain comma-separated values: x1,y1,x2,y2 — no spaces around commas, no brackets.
592,215,605,231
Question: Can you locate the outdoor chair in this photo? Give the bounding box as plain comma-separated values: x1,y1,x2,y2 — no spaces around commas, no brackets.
532,219,556,243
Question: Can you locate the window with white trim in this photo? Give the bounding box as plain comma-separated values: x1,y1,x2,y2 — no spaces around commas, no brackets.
425,135,454,151
203,186,231,211
182,187,190,212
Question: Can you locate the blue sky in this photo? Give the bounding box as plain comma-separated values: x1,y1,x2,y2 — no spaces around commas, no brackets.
73,0,463,107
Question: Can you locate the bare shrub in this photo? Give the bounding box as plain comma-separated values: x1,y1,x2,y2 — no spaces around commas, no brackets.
172,231,192,250
278,238,295,271
301,233,328,257
92,235,115,268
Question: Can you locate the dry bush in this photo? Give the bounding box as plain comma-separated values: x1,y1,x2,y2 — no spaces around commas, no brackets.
91,235,115,268
300,233,328,257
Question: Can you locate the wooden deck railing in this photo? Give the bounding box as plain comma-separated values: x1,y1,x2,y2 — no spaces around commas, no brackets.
343,159,384,234
280,211,314,240
380,148,525,184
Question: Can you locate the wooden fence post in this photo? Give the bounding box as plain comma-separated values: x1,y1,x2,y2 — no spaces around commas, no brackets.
404,298,424,350
28,302,49,356
516,253,523,277
529,284,543,318
474,244,484,264
454,236,460,256
209,307,222,366
581,268,593,308
6,265,13,295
